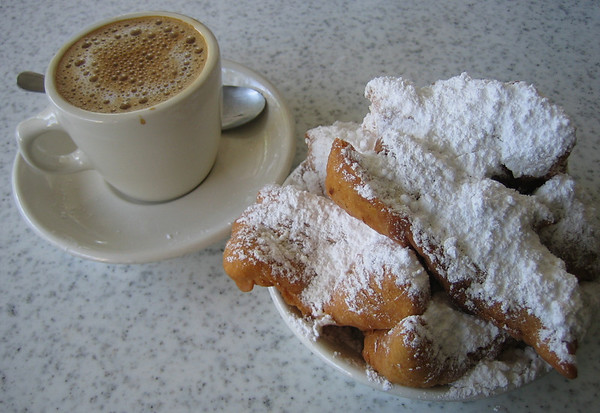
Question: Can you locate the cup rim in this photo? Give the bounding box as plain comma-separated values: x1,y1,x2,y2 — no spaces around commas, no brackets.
45,11,220,120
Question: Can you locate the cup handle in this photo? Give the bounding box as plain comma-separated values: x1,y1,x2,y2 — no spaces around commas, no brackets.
16,107,92,174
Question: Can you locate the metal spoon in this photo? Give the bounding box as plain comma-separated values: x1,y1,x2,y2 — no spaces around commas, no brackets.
16,71,266,131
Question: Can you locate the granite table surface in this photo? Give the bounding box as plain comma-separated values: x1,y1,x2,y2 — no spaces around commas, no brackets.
1,0,599,412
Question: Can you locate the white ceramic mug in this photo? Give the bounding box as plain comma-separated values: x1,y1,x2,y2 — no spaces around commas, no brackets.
16,11,222,202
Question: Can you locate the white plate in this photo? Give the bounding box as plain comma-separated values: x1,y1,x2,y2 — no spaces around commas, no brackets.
12,60,295,263
268,163,549,402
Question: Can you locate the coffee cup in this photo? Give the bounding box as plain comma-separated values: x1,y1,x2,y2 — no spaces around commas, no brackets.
16,11,222,202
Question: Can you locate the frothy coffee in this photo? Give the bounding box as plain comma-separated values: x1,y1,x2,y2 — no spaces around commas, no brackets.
55,16,207,113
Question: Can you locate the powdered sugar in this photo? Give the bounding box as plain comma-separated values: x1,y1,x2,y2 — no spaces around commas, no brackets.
366,366,393,391
362,73,575,179
232,72,599,399
346,127,583,365
404,294,507,368
229,184,429,316
447,346,552,399
365,293,510,388
535,174,600,280
284,308,335,342
304,121,363,194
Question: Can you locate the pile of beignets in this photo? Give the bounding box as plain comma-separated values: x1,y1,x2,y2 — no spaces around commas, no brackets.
223,73,600,389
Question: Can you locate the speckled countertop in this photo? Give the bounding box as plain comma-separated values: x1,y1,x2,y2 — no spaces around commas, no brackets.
1,1,599,412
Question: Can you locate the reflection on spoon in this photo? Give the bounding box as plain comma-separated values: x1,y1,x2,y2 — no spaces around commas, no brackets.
16,71,266,131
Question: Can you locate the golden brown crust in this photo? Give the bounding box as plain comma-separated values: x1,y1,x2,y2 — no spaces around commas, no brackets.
224,219,306,293
363,327,436,387
325,267,428,329
326,139,412,246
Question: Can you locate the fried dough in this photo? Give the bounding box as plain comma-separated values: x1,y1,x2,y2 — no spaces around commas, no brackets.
222,74,596,388
304,121,364,194
223,184,430,330
363,294,511,388
534,174,600,281
326,136,584,378
361,74,575,184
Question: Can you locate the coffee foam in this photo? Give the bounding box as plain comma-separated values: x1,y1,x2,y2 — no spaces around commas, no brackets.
55,16,207,113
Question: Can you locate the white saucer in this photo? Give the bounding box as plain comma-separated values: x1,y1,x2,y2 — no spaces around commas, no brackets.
12,60,295,263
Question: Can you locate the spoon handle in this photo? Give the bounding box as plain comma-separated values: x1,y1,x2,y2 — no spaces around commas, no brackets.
17,71,45,93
